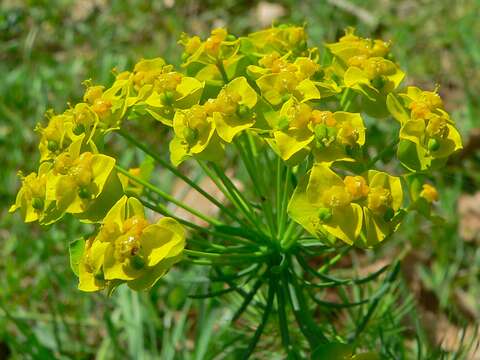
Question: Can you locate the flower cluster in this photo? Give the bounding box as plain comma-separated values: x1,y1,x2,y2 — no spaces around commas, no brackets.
11,25,462,295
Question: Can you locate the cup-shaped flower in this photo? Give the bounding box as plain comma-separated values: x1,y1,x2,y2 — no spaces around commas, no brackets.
140,73,204,126
9,162,53,223
248,55,321,106
170,104,224,166
84,74,134,132
326,28,391,64
288,163,363,245
37,111,83,162
45,140,121,222
289,164,403,247
96,196,185,290
245,25,308,57
210,77,258,142
180,28,240,69
387,87,463,171
343,57,405,97
78,236,109,292
361,170,403,246
70,103,99,140
273,99,365,162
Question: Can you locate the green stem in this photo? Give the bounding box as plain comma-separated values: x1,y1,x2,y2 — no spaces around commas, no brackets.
184,249,268,264
209,162,264,233
366,138,399,169
216,60,229,83
117,129,241,224
278,164,291,239
242,135,277,236
140,199,259,247
242,278,275,359
116,165,221,226
285,264,328,346
274,273,291,352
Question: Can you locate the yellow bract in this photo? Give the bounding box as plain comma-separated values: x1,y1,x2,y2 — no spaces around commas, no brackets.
388,87,463,170
78,196,185,292
272,98,365,163
289,164,403,247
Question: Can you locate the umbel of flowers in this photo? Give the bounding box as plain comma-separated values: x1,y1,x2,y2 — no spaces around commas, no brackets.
11,24,461,356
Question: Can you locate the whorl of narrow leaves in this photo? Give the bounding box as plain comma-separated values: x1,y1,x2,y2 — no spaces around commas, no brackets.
10,24,460,299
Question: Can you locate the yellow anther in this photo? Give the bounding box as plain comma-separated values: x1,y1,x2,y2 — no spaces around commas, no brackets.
71,152,94,187
322,185,351,208
420,184,439,202
367,187,392,214
92,98,112,118
54,153,73,175
410,101,431,119
83,85,104,105
426,116,449,138
123,215,149,236
99,221,121,242
422,91,443,109
184,35,201,55
297,58,319,78
348,55,368,68
344,176,369,200
337,122,359,147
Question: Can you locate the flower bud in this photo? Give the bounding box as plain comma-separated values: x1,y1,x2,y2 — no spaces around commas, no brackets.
47,140,59,152
236,104,251,119
73,123,86,135
78,187,92,199
427,138,440,152
131,254,145,270
371,76,386,90
318,207,333,222
31,197,44,210
314,124,328,140
160,91,175,105
183,127,199,145
420,184,438,202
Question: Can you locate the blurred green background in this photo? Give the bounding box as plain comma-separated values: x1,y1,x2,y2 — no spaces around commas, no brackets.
1,0,479,358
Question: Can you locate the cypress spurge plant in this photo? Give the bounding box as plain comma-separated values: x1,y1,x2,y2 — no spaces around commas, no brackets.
11,25,462,358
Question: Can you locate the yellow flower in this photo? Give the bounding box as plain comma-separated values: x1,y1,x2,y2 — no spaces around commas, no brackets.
98,196,185,290
272,98,365,162
343,57,405,97
179,29,240,80
248,55,322,106
169,104,224,166
211,77,258,142
45,140,122,222
420,184,439,203
140,73,204,126
326,28,391,63
288,163,363,245
288,164,403,247
78,236,109,292
246,25,308,56
37,110,83,162
362,171,403,246
9,162,56,223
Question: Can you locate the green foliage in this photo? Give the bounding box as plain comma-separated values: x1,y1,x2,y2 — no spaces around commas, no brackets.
1,0,479,358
